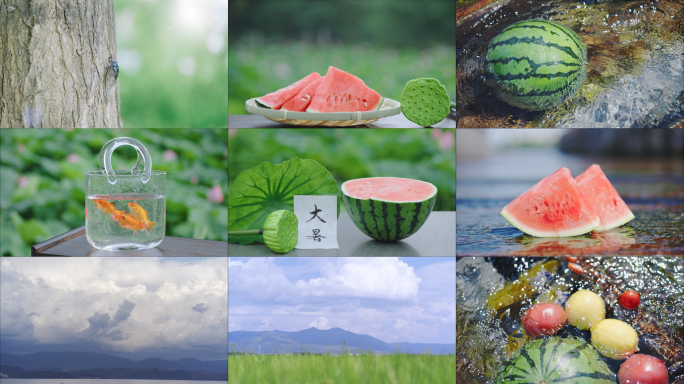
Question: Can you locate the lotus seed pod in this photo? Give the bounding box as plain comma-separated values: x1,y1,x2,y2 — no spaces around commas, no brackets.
401,78,450,127
262,210,298,253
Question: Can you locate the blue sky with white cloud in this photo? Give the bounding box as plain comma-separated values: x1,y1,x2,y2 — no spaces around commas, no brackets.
0,257,227,361
229,257,455,345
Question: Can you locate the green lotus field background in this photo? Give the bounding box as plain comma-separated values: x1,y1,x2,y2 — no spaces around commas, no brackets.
228,129,456,216
0,129,228,256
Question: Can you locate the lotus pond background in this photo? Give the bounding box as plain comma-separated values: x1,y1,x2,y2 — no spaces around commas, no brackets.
0,129,228,256
229,353,456,384
228,0,456,116
114,0,228,128
228,129,456,213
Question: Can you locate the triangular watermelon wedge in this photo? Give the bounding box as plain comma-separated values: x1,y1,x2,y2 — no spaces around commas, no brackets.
281,76,325,112
575,164,634,231
256,72,321,110
501,167,601,237
306,66,382,113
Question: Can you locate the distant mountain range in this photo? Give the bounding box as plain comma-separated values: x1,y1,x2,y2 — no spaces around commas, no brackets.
229,327,456,355
0,351,227,381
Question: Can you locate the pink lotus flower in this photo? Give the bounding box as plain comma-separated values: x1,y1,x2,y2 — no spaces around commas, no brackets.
207,185,224,204
439,130,454,151
229,129,237,138
163,149,177,161
66,153,79,163
18,176,28,188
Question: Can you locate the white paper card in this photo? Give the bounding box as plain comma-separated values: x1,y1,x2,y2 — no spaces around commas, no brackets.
294,195,339,249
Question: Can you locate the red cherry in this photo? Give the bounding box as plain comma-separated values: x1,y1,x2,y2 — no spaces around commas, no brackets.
521,302,567,338
619,290,640,310
618,354,669,384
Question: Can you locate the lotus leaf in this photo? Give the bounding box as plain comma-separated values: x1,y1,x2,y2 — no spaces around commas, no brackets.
228,157,339,245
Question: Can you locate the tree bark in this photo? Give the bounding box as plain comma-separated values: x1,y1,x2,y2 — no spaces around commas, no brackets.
0,0,121,128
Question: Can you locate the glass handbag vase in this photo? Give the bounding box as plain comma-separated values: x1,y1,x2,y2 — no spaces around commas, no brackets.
86,137,166,251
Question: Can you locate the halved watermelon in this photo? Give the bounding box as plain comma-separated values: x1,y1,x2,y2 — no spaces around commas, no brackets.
307,66,382,113
501,167,601,237
281,77,325,112
256,72,321,110
340,177,437,241
575,164,634,231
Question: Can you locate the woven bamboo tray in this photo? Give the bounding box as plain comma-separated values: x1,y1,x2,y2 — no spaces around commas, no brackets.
244,98,401,127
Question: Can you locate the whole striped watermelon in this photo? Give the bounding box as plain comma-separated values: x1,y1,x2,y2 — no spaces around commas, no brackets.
494,337,617,384
484,19,587,111
340,177,437,242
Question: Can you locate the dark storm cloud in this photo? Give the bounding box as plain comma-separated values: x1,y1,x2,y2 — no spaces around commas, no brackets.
113,300,136,323
83,300,136,339
83,312,113,337
192,303,209,313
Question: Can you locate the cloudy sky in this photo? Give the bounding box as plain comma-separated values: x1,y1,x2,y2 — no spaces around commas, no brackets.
0,257,227,361
229,257,455,345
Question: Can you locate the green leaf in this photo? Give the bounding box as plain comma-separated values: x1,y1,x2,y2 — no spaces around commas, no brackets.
17,219,49,244
11,176,40,202
228,157,338,245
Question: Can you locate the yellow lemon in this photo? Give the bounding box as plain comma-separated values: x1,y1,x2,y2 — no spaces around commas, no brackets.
591,319,639,359
564,289,605,330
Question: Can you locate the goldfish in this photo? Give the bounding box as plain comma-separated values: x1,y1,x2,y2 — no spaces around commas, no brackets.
117,213,145,232
127,202,157,231
93,199,123,221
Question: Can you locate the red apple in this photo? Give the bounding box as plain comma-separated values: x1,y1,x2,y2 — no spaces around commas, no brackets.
521,302,567,338
618,354,669,384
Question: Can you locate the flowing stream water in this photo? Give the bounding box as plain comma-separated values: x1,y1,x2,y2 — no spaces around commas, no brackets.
457,0,684,127
456,257,684,383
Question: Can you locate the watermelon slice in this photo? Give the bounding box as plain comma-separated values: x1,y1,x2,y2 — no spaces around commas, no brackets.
281,77,325,112
256,72,321,110
306,66,382,113
501,167,601,237
575,164,634,231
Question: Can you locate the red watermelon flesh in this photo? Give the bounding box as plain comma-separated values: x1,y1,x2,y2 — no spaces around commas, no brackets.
256,72,321,110
501,167,601,237
306,66,382,113
575,164,634,231
281,77,325,112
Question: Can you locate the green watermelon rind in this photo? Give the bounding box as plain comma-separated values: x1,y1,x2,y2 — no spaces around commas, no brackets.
340,178,437,242
594,210,634,232
501,205,600,237
484,19,587,111
255,99,271,109
494,337,617,384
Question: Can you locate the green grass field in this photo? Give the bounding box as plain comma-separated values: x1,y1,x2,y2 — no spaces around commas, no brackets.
228,354,456,384
229,42,455,115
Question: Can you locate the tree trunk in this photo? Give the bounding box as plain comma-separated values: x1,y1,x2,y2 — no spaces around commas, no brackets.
0,0,121,128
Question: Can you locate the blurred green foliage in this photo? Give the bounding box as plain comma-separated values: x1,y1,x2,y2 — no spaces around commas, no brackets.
115,0,228,128
229,0,455,48
228,129,455,212
228,0,455,116
0,129,228,256
229,44,455,115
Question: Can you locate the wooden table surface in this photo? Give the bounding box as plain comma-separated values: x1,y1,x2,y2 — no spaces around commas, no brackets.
31,226,228,257
228,113,456,128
